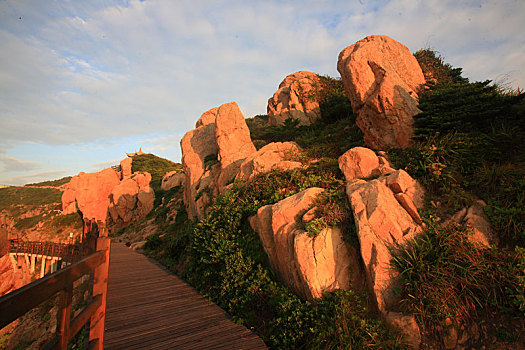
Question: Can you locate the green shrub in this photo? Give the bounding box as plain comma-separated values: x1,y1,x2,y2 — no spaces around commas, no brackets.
131,154,181,191
414,48,467,85
391,221,524,337
312,290,405,349
316,75,355,124
414,80,525,138
144,234,163,251
203,153,218,169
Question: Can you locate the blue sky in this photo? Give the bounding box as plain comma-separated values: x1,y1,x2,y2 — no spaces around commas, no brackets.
0,0,524,185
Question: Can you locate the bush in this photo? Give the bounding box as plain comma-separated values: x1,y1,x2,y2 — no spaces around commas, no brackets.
316,75,355,124
391,221,524,337
131,154,182,191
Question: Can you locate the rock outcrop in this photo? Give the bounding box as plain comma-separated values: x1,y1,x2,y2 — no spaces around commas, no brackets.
215,102,257,189
61,160,155,227
61,168,121,221
339,146,424,348
249,188,363,300
108,173,155,227
120,157,132,179
180,106,220,220
161,170,185,191
0,254,30,297
236,142,303,181
267,71,322,126
449,200,497,247
181,102,257,220
337,35,425,149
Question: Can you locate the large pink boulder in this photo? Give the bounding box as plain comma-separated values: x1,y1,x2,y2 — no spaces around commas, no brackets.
249,188,362,300
215,102,257,189
340,147,425,348
267,71,322,126
181,102,256,220
120,157,133,179
0,254,31,297
337,35,425,149
181,107,220,220
161,171,185,191
236,142,303,181
61,168,121,222
338,147,380,180
108,173,154,227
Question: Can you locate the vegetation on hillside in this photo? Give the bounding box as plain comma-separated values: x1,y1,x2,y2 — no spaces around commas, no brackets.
386,49,525,345
145,171,403,348
131,153,182,191
135,52,524,348
142,79,407,348
0,187,62,211
392,48,525,247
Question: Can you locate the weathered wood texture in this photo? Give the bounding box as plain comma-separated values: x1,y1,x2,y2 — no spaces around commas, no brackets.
104,243,267,349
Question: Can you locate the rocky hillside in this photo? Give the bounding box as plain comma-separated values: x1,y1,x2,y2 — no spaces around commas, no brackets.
139,35,524,349
0,180,82,244
1,34,523,350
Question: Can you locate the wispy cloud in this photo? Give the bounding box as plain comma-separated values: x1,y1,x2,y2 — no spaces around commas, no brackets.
0,154,41,173
90,159,120,171
1,170,68,186
0,0,523,184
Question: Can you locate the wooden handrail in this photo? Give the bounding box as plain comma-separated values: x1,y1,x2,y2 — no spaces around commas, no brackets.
0,250,105,328
0,236,111,349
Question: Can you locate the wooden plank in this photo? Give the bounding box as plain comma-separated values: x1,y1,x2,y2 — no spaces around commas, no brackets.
104,243,266,349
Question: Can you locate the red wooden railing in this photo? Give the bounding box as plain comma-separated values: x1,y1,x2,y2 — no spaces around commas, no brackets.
0,220,110,350
9,239,84,263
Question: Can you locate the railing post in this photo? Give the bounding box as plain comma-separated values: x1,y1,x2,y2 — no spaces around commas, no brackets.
88,236,110,349
56,284,73,349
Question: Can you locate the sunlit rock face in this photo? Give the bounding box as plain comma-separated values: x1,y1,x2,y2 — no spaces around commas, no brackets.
161,170,185,191
61,168,121,221
235,142,303,182
339,146,424,348
337,35,425,149
181,102,256,220
267,71,322,126
61,161,154,228
108,172,155,228
249,187,364,301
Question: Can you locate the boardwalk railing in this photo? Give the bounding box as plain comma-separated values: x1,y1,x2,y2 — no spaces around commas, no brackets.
9,239,84,263
0,222,110,350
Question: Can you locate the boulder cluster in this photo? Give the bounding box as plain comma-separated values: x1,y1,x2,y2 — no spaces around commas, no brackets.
180,101,304,220
61,156,155,229
176,35,431,347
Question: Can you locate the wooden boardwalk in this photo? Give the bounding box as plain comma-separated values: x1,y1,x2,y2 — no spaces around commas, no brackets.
104,243,267,349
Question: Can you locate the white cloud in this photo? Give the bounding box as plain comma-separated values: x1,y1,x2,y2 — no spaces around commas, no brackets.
90,159,121,172
0,170,68,186
0,154,41,173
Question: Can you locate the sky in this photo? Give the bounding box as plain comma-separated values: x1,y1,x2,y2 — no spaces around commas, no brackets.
0,0,524,186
